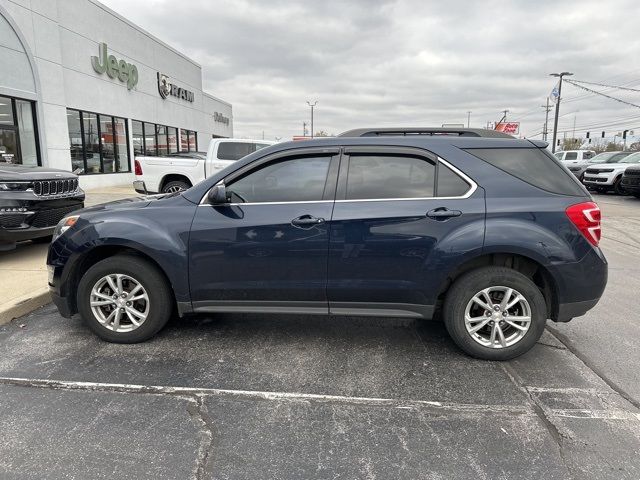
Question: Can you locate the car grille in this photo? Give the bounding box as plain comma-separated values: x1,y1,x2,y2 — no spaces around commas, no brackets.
584,177,606,183
568,167,581,172
31,204,82,228
585,168,613,174
33,179,79,197
624,169,640,177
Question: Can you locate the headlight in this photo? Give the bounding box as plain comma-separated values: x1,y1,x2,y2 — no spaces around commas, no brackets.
52,215,80,240
0,182,30,191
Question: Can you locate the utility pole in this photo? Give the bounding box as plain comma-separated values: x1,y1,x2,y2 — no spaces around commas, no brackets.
541,98,552,141
549,71,573,153
306,100,318,139
467,111,472,128
572,114,576,140
303,122,308,137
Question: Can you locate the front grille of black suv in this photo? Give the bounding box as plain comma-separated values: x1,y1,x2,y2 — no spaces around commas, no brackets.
31,205,81,228
33,179,79,197
624,169,640,177
0,214,26,228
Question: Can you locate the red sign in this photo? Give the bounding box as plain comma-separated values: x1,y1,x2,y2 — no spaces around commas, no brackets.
494,122,520,135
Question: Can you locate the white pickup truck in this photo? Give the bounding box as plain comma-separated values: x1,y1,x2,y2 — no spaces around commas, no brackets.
133,138,274,194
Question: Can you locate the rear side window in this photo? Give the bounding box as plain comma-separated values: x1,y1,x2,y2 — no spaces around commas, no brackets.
217,142,254,161
466,148,585,196
565,152,578,160
437,163,471,197
346,155,435,200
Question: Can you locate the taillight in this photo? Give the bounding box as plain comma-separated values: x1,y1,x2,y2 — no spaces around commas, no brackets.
566,202,601,246
134,159,143,176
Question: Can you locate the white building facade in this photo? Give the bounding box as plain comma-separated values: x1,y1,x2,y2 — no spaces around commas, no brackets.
0,0,233,188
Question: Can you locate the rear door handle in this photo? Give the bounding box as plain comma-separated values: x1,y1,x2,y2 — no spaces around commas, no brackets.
427,207,462,220
291,215,325,228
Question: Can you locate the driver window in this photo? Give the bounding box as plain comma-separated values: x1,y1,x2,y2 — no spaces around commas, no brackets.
226,155,332,203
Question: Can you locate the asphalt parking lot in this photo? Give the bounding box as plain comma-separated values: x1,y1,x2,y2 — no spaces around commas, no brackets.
1,193,639,480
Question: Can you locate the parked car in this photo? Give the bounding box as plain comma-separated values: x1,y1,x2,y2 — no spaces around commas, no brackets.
554,150,596,162
133,138,274,194
0,164,84,250
47,127,607,361
620,164,640,198
583,151,640,194
562,151,631,181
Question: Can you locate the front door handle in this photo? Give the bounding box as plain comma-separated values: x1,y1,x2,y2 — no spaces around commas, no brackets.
291,215,325,228
426,207,462,220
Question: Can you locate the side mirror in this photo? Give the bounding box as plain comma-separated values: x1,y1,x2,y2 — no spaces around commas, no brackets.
208,183,229,205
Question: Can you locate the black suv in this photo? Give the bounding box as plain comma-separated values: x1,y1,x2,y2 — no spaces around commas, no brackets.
621,165,640,198
0,164,84,250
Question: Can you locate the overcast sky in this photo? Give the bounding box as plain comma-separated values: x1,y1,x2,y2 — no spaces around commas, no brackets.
101,0,640,143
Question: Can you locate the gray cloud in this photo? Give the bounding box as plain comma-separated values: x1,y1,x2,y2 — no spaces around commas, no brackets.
101,0,640,142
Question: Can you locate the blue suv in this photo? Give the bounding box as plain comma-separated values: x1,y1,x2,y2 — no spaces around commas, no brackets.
47,128,607,360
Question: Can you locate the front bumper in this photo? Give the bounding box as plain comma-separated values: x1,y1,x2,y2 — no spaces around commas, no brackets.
583,172,616,186
621,175,640,193
0,194,85,243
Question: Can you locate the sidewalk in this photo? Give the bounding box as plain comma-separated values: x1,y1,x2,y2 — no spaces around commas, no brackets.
0,184,137,325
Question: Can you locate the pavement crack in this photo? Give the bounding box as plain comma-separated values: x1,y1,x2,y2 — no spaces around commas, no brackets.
186,395,215,480
500,363,578,480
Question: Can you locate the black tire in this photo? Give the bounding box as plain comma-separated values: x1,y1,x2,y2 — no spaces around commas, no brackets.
443,266,547,361
614,178,628,195
77,255,173,343
162,180,190,194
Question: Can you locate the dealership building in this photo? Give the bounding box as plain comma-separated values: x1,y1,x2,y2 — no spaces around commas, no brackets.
0,0,233,188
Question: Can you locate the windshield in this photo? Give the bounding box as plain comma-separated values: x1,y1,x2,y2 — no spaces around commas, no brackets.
589,152,630,163
618,152,640,163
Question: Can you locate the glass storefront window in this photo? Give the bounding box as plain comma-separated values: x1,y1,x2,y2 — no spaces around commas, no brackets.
100,115,116,173
132,120,144,157
15,100,38,166
157,125,168,156
83,112,100,174
67,110,84,172
67,108,130,174
143,122,156,156
180,129,188,152
0,96,40,166
114,117,129,172
168,127,178,154
188,130,197,151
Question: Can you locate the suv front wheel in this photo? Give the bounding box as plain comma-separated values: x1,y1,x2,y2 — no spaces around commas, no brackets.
443,266,547,360
77,255,173,343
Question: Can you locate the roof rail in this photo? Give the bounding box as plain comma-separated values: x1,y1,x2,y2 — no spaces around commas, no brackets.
337,127,513,139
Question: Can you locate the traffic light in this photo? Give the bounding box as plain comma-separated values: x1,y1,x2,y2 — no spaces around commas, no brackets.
586,131,590,139
602,131,605,138
623,130,628,140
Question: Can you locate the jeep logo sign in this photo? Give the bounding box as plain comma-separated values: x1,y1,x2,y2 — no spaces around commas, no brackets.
157,73,194,102
91,43,138,90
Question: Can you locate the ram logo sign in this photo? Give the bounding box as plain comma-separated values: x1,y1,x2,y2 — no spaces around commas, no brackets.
157,73,194,102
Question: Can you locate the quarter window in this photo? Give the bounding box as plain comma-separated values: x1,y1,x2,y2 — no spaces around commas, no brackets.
565,152,578,160
345,154,435,200
437,163,471,197
227,156,332,203
217,142,254,161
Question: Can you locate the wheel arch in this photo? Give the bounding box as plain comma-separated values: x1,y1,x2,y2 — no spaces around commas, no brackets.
63,245,184,317
435,252,559,321
160,174,193,192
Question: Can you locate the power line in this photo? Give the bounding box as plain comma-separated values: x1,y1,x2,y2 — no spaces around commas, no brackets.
570,79,640,93
564,79,640,109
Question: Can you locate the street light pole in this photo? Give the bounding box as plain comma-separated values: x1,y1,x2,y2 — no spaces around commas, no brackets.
306,100,318,139
550,72,573,153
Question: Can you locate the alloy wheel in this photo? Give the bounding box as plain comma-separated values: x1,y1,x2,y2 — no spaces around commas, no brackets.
464,286,532,349
90,274,150,332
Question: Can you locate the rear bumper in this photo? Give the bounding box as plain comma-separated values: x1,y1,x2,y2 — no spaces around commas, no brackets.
549,246,608,322
133,180,149,194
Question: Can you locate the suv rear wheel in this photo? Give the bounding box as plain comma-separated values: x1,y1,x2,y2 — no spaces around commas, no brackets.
443,266,547,360
77,255,173,343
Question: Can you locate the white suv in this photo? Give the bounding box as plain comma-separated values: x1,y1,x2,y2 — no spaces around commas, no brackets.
583,151,640,194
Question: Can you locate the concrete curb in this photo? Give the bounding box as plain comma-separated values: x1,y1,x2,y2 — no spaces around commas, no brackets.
0,288,51,326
